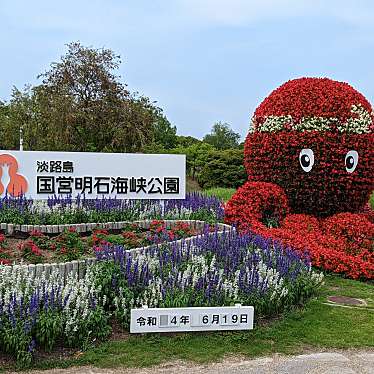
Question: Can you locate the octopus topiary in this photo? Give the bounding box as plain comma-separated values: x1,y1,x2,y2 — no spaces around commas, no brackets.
225,77,374,279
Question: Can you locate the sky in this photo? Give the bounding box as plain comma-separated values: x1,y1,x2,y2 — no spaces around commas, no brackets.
1,0,374,140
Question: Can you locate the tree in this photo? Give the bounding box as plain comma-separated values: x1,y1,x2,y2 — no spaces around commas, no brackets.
176,135,201,147
198,149,247,189
3,42,164,152
0,97,22,150
203,122,241,150
171,142,214,179
152,115,177,149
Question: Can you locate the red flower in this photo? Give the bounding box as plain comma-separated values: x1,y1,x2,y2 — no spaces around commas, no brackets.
323,213,373,255
30,229,43,237
229,209,374,280
225,181,289,232
225,183,374,279
93,229,109,235
122,231,138,240
31,244,42,256
19,240,44,260
254,78,372,125
150,220,166,233
92,229,109,245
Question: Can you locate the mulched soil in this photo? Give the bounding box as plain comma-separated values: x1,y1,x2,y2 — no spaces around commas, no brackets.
1,236,93,265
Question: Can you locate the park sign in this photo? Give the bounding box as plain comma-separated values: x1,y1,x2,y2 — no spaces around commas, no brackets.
130,305,254,333
0,150,186,200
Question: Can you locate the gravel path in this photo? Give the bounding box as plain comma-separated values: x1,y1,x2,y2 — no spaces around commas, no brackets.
19,350,374,374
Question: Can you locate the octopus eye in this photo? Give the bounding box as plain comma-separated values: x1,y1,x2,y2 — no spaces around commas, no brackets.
345,150,358,173
299,149,314,172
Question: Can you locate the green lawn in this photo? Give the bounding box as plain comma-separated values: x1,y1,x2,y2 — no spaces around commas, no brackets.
185,177,236,201
9,274,373,371
202,187,374,208
203,187,236,202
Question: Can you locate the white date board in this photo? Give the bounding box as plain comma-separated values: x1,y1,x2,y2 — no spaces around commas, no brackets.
130,305,254,333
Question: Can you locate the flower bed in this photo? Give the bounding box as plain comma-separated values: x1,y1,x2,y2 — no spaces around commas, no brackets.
0,228,323,366
0,192,224,230
0,220,232,286
0,219,207,265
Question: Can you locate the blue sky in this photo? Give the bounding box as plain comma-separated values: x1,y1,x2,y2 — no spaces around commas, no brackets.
1,0,374,139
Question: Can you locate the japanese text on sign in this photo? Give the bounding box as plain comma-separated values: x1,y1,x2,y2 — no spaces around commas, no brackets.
130,305,254,333
35,161,180,195
37,175,179,195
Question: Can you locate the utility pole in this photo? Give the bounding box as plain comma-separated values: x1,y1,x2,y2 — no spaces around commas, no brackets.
19,125,23,151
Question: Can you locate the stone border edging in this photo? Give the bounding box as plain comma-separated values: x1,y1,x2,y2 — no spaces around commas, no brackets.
2,221,150,236
3,220,234,284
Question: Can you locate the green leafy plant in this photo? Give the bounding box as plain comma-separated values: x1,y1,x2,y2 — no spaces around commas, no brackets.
34,310,63,352
64,306,111,350
29,230,50,250
0,233,12,265
0,321,34,367
53,228,87,261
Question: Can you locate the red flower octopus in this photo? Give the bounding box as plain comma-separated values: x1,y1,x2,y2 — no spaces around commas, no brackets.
225,77,374,279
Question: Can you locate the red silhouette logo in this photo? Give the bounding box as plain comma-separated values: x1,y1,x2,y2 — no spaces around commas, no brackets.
0,154,28,197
